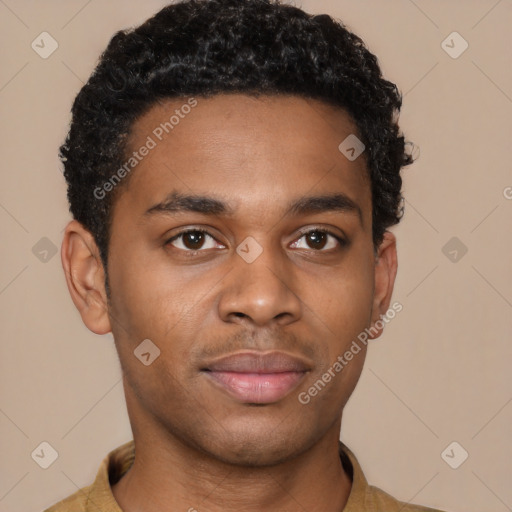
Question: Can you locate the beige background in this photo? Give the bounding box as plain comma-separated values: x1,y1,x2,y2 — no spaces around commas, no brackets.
1,1,511,511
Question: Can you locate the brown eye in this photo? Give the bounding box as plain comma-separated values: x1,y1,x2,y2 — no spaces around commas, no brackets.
290,229,346,251
167,229,221,252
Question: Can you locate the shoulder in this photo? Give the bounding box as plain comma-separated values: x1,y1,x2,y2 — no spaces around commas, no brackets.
365,483,448,512
339,442,449,512
42,483,93,512
41,440,134,512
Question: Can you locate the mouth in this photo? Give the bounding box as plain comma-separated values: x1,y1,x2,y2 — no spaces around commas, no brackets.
201,351,311,404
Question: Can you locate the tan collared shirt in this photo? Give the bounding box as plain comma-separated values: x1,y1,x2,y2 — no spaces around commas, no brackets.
44,440,447,511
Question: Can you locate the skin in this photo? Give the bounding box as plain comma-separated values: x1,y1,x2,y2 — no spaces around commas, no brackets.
61,94,397,512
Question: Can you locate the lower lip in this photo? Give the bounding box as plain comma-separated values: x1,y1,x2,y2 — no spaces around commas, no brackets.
204,371,306,404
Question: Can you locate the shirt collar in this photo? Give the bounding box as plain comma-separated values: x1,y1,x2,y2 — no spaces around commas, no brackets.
84,439,369,511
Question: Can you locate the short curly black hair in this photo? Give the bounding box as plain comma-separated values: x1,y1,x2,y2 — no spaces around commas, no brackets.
61,0,414,295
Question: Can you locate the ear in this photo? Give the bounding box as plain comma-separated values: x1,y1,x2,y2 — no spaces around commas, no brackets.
61,220,112,335
368,231,398,340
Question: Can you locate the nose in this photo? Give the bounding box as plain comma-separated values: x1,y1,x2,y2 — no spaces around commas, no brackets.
217,242,302,328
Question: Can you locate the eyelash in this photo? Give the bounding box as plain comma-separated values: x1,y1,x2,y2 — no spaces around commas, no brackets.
165,227,347,254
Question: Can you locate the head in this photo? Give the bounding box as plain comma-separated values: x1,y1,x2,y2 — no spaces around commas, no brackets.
61,0,414,466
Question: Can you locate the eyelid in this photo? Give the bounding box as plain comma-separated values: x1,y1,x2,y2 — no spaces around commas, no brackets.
294,225,346,241
292,226,347,249
166,227,224,249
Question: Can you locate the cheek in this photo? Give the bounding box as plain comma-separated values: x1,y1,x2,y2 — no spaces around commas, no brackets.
302,248,374,396
107,256,212,391
108,248,195,336
311,253,375,335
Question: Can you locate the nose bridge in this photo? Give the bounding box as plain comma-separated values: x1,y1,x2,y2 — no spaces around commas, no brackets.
218,237,301,326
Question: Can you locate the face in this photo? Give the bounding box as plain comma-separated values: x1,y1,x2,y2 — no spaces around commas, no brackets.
63,94,397,467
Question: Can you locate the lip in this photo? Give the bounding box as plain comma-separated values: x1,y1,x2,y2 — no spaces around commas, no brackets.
202,351,311,404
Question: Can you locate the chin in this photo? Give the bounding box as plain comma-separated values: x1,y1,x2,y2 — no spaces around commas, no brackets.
192,417,316,468
209,439,301,467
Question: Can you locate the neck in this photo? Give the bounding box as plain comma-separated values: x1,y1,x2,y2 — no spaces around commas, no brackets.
112,423,352,512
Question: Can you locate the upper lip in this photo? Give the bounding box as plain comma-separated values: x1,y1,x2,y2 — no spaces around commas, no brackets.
202,351,312,373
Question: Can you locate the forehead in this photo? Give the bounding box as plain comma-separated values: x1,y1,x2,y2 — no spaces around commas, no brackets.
113,94,371,224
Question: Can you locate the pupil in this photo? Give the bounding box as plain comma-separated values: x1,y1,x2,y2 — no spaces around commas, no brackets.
308,231,326,249
185,232,204,250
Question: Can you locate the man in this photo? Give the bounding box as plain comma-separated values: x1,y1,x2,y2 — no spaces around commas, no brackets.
48,0,448,510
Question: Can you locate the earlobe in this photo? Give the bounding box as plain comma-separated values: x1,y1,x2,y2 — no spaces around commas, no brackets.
368,231,398,340
61,220,112,335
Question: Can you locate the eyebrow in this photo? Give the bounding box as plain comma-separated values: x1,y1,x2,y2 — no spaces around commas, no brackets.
143,190,363,226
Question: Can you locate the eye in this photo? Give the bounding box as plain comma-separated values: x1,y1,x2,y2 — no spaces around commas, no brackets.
166,227,347,254
166,229,224,252
290,228,346,251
